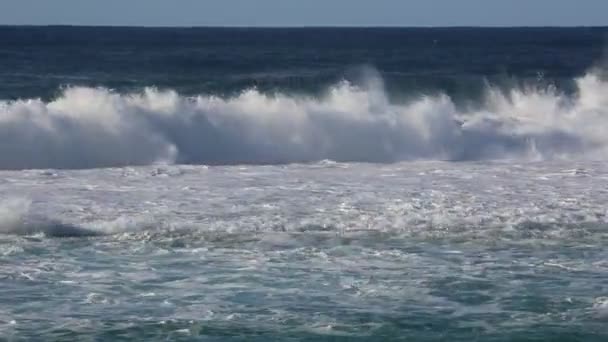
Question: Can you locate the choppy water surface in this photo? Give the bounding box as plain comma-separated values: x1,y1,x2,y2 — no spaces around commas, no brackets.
1,161,607,340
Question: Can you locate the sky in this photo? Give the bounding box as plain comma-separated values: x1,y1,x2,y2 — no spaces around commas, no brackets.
1,0,607,27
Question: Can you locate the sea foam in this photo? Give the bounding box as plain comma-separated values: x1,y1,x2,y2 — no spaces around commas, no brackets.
0,199,98,237
0,71,607,169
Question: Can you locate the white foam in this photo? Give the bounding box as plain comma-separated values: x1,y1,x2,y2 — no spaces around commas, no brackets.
0,70,606,170
0,198,32,235
0,199,101,237
593,297,608,319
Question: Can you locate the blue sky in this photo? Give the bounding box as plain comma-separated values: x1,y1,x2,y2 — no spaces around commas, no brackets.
1,0,607,26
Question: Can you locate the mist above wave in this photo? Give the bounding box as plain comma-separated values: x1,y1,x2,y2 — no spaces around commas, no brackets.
0,70,607,170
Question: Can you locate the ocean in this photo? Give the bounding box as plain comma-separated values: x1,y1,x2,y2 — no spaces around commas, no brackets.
0,26,608,341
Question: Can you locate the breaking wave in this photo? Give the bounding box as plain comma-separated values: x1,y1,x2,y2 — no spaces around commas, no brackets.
0,199,99,237
1,70,607,169
0,199,159,238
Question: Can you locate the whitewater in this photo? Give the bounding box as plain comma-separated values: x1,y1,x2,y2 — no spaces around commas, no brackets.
0,69,607,170
1,159,608,340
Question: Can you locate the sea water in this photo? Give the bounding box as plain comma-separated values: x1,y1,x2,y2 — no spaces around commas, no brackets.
0,27,607,340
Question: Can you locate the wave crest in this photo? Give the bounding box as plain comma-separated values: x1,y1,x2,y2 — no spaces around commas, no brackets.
0,72,607,169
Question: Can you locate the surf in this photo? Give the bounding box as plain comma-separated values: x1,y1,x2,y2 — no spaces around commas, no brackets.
0,70,606,170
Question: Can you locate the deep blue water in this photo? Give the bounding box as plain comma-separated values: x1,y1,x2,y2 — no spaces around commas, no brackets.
0,26,606,100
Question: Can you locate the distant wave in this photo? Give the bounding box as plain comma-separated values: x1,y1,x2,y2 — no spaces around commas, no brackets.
0,70,607,170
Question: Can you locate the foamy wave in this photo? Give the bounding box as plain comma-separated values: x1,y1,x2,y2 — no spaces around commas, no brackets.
0,199,142,237
0,199,98,237
0,71,607,169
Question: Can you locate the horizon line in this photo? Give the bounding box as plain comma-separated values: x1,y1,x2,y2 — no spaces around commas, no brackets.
1,24,607,29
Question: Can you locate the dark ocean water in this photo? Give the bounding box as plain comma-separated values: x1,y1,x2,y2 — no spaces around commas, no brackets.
1,26,606,100
1,27,608,341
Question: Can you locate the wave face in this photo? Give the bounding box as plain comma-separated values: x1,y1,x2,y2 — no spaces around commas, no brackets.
0,71,607,170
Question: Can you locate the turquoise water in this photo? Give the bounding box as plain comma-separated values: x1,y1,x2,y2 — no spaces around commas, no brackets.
3,235,608,341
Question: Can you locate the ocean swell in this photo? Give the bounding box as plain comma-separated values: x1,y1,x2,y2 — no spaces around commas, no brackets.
0,71,607,169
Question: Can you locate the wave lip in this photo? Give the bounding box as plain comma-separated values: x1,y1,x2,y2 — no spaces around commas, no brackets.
0,71,607,170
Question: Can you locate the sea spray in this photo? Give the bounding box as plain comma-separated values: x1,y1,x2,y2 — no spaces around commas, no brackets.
0,71,606,169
